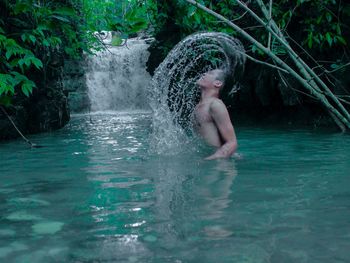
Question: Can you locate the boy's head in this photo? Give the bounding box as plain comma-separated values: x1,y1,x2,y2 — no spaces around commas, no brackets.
197,69,227,92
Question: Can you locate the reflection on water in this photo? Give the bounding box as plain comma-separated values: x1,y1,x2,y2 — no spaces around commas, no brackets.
0,113,350,263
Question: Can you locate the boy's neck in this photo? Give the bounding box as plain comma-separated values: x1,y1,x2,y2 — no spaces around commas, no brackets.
200,89,219,101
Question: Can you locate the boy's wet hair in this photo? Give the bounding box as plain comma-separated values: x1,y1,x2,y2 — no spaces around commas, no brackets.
213,68,231,91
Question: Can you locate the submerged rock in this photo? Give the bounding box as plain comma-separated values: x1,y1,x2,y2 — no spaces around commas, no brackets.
32,221,64,235
0,242,28,258
0,229,16,237
0,188,15,194
8,197,50,207
143,234,157,242
6,211,43,221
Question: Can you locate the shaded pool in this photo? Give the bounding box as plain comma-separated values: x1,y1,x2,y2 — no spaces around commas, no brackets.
1,112,350,262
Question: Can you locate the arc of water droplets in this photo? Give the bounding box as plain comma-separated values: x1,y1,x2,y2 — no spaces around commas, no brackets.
148,32,246,155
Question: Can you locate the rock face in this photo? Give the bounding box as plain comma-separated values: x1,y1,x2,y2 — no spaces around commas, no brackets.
26,83,70,134
0,106,27,141
0,55,91,141
0,81,70,141
62,59,90,113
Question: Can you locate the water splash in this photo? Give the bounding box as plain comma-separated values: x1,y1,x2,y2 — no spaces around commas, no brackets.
149,32,246,155
86,36,152,112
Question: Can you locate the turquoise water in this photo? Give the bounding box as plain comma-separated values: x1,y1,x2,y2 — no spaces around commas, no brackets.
1,112,350,263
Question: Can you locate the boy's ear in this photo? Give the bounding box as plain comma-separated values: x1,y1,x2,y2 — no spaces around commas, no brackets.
213,80,223,88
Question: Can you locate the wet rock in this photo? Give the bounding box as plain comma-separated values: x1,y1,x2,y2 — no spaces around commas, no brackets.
0,106,28,140
26,85,70,133
0,83,70,141
62,58,90,113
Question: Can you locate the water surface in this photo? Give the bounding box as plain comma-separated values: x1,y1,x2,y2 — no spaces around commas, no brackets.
1,112,350,262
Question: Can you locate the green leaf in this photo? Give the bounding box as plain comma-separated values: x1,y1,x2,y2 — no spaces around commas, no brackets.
24,56,31,67
10,58,20,67
0,74,15,95
0,34,6,43
31,58,43,69
111,36,123,46
21,83,33,97
316,15,322,24
29,35,36,44
54,7,75,17
18,58,25,67
336,36,347,45
21,34,27,42
129,20,148,33
336,24,341,35
307,32,313,48
193,13,201,24
0,73,9,85
13,3,31,15
11,72,29,90
34,28,45,37
37,24,50,31
188,6,197,17
325,12,332,22
251,44,257,53
43,39,50,47
125,9,137,21
325,32,332,46
51,15,70,23
5,50,13,60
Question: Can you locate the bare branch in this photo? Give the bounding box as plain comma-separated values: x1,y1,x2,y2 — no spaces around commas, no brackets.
232,10,248,22
267,0,272,50
325,62,350,74
237,50,289,73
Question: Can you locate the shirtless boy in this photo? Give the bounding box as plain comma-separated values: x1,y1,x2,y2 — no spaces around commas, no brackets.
194,69,237,160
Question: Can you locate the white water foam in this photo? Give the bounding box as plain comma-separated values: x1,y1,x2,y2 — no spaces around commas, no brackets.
86,37,152,111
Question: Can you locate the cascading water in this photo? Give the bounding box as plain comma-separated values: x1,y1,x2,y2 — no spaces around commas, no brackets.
86,33,152,112
148,32,246,155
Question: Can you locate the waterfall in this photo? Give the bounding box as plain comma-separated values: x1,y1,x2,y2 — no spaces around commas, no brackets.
148,32,246,155
86,34,152,112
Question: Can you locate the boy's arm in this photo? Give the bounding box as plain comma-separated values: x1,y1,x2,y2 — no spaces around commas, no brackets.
205,100,237,160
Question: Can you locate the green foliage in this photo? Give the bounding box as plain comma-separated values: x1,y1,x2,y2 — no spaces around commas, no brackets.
0,27,41,98
82,0,154,39
0,0,86,103
273,0,348,50
152,0,349,66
